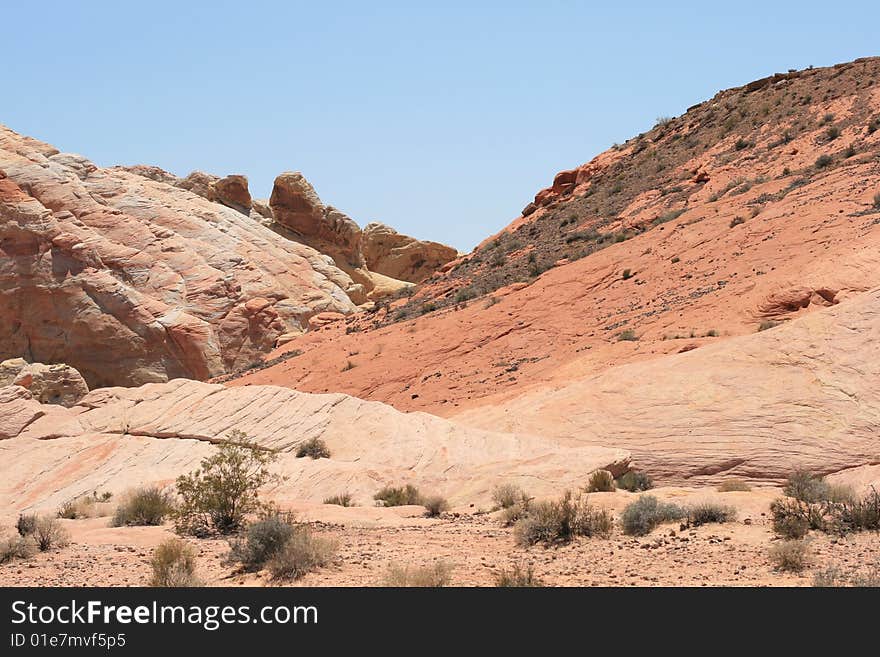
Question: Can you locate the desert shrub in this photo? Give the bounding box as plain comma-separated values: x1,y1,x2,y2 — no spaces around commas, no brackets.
815,154,833,168
227,513,296,572
33,517,69,552
831,488,880,533
374,484,423,507
621,495,686,536
812,565,880,587
621,268,633,280
454,288,477,303
586,470,616,493
174,430,279,536
514,491,611,546
499,499,531,527
757,321,780,332
729,216,745,228
616,471,653,492
0,535,35,563
734,138,751,150
57,496,97,519
16,513,38,537
825,125,840,141
323,493,353,507
267,528,336,581
717,478,751,492
423,495,450,518
770,498,823,538
492,483,528,509
112,487,175,527
494,563,544,587
687,502,736,526
149,538,200,587
769,539,810,572
874,192,880,209
617,329,638,342
295,437,330,459
383,560,453,587
784,470,831,503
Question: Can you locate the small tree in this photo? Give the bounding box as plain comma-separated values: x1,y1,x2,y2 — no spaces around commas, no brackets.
174,430,279,536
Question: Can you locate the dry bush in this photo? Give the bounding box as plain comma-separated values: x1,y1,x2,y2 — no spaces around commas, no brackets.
57,494,110,520
16,513,38,537
620,495,686,536
769,539,810,572
112,487,175,527
149,538,200,587
267,528,336,581
323,493,353,507
383,560,454,587
494,563,544,587
784,470,839,503
717,478,751,492
586,470,616,493
499,499,531,527
616,471,653,492
770,498,824,538
227,513,296,572
812,565,880,587
295,437,330,459
514,491,611,546
830,488,880,533
492,483,528,509
33,517,69,552
373,484,423,507
1,535,35,564
687,502,736,526
422,495,450,518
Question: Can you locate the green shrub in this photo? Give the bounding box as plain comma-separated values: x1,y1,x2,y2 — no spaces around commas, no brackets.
873,192,880,209
757,320,780,332
16,513,38,537
620,495,686,536
227,513,296,572
454,288,477,303
383,561,453,587
492,483,528,509
616,471,654,492
617,329,638,342
784,470,830,502
374,484,423,507
769,539,810,572
295,437,330,459
33,517,69,552
112,487,175,527
0,535,35,564
323,493,353,507
174,430,279,536
514,491,612,546
729,216,745,228
621,269,633,280
267,527,336,581
586,470,616,493
687,502,736,526
149,538,200,587
717,478,751,492
494,563,544,587
423,495,450,518
815,154,833,168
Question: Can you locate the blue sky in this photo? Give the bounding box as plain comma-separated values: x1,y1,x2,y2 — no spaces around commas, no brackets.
2,1,877,250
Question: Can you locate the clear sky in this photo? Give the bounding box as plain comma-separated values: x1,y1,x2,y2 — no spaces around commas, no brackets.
2,1,877,251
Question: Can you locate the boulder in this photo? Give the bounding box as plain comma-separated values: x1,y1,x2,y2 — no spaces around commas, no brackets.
0,358,89,406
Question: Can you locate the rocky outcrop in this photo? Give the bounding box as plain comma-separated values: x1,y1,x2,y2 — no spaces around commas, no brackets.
0,124,358,388
0,358,88,407
0,378,629,511
362,222,458,283
213,175,252,214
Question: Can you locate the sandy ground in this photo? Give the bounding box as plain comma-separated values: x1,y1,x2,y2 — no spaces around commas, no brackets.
3,487,877,587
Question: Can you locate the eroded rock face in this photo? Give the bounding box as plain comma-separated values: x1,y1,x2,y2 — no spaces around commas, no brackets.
0,378,630,511
362,222,457,283
0,124,357,388
213,175,252,214
0,358,88,406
